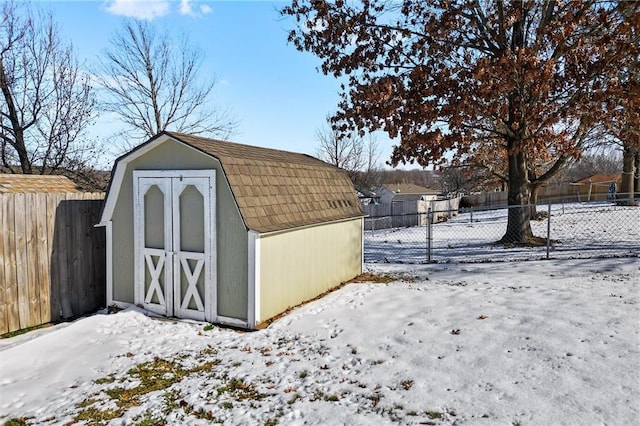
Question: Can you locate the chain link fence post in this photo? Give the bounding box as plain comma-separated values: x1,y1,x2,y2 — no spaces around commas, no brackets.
546,199,552,259
427,207,433,263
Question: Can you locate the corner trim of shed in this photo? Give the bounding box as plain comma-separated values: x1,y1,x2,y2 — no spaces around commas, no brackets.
247,230,261,328
105,220,113,306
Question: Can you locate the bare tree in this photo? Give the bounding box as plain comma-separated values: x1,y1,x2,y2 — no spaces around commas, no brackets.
378,169,440,189
96,20,237,149
355,135,382,189
0,1,96,175
315,115,364,181
315,115,383,189
561,151,623,183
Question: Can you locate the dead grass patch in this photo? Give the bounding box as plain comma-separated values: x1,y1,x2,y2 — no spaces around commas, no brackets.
1,323,53,339
3,418,30,426
348,273,396,284
74,353,220,424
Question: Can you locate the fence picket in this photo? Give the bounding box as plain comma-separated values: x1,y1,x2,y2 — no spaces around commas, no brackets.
0,194,7,334
75,195,90,315
48,193,63,322
25,193,41,326
2,194,19,332
58,195,74,319
13,193,32,329
36,194,51,323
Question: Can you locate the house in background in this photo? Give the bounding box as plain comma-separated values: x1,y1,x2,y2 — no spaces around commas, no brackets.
376,182,441,204
572,173,623,201
362,182,460,229
98,132,365,329
356,183,438,206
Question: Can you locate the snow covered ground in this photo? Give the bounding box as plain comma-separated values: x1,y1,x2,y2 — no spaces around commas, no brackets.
1,257,638,425
365,201,640,263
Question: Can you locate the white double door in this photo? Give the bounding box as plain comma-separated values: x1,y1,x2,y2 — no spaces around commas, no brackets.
133,170,216,321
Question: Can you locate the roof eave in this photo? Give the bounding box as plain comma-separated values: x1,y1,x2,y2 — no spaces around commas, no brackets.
98,132,176,226
251,214,366,237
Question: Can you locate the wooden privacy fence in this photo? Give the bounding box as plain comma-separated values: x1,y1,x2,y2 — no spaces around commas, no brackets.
363,197,463,229
363,201,419,229
463,182,624,207
423,197,462,223
0,192,105,334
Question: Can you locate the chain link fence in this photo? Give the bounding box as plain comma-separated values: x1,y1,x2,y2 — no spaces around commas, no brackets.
364,198,640,263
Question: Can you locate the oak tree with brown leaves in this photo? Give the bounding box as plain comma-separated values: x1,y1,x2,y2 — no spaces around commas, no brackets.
607,52,640,205
282,0,639,244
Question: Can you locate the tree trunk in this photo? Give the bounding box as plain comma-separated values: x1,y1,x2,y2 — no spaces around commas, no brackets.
634,148,639,197
529,184,540,219
501,146,534,243
620,144,637,205
0,58,32,174
500,4,535,244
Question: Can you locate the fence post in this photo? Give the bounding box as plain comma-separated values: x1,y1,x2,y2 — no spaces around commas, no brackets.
546,199,552,260
470,206,473,223
427,207,432,263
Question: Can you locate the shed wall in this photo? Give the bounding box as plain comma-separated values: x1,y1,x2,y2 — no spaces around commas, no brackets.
258,218,363,323
110,139,248,320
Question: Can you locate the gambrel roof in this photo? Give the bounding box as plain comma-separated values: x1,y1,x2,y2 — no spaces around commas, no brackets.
101,132,364,233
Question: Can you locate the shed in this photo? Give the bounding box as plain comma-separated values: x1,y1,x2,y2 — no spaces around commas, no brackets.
98,132,365,329
377,183,440,204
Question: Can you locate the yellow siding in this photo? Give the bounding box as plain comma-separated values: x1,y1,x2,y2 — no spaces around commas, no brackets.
258,219,363,323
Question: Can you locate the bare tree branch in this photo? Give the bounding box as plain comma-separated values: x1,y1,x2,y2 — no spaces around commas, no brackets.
315,114,364,179
315,114,383,189
96,21,238,151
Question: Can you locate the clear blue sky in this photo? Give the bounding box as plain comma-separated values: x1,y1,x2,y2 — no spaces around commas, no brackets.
39,0,400,169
